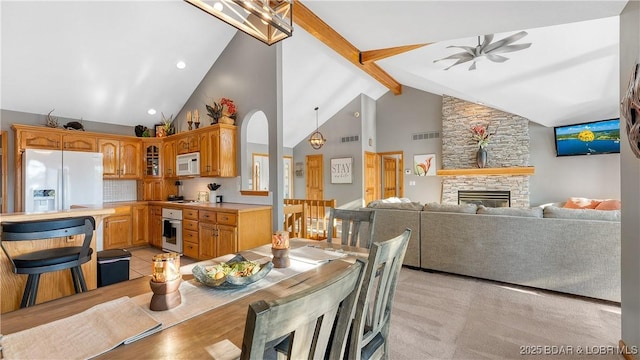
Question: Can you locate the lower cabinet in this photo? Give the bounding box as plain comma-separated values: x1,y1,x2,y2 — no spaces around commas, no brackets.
104,204,150,250
183,208,199,259
149,206,163,248
104,210,132,250
197,210,239,260
132,204,149,247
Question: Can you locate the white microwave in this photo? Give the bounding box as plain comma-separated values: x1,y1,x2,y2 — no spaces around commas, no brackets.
176,153,200,176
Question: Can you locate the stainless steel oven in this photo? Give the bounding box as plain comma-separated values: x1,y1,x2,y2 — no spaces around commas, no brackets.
162,208,183,253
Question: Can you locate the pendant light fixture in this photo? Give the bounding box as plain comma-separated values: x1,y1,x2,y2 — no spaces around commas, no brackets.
308,107,326,150
184,0,293,46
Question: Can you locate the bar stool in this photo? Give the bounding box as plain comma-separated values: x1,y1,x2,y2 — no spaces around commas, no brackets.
1,216,95,308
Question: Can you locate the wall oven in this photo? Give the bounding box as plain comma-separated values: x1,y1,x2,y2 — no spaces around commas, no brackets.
162,208,183,253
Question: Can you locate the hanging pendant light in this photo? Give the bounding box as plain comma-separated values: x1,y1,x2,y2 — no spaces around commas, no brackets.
308,107,326,150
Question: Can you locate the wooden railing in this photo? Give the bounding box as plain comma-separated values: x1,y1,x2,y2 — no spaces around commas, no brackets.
284,199,336,240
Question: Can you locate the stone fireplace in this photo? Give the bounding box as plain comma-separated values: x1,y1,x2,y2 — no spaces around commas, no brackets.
458,190,510,207
440,95,532,208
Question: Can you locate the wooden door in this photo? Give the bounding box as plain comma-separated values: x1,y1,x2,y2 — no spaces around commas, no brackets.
383,156,398,198
62,134,96,152
143,141,161,178
198,222,216,260
104,215,132,249
199,130,213,176
176,135,191,155
219,125,236,177
306,154,323,200
149,207,163,248
98,139,120,178
119,140,141,179
210,127,221,177
216,225,238,257
364,152,379,205
132,205,149,246
162,140,176,178
20,130,62,150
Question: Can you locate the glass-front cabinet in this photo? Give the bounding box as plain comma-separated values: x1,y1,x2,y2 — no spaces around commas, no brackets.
143,139,162,178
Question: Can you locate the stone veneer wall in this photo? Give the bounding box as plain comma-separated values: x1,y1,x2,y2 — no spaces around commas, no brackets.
441,95,531,207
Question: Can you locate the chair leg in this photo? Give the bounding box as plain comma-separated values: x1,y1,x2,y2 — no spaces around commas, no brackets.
21,274,40,308
71,266,88,293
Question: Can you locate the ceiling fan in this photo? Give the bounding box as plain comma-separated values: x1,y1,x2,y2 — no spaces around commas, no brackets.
434,31,532,70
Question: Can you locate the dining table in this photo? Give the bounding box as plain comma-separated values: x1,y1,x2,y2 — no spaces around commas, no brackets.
0,239,367,359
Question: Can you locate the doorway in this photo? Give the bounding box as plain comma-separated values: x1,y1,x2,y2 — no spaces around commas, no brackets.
378,151,404,199
306,154,323,200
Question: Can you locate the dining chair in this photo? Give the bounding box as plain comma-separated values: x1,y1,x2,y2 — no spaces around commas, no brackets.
327,208,376,249
347,228,411,360
1,216,95,308
207,259,367,360
283,204,306,238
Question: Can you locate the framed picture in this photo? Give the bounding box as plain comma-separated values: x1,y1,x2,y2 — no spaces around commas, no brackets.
414,154,436,176
331,157,353,184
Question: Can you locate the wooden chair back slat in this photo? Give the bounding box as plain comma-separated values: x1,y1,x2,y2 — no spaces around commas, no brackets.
327,208,376,248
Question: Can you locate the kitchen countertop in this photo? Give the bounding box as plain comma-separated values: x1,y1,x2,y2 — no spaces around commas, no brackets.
94,201,272,212
0,207,115,223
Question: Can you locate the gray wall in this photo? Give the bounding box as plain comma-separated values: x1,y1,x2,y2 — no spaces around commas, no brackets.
376,86,443,204
529,122,620,206
620,0,640,350
293,95,364,208
0,109,135,212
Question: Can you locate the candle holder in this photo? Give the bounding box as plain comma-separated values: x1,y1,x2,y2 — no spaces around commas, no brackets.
271,231,290,268
149,252,182,311
187,119,193,131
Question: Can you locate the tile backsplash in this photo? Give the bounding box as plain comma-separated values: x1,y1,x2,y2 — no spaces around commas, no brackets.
103,180,137,202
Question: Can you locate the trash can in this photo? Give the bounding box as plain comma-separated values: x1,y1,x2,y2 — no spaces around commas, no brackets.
97,249,132,287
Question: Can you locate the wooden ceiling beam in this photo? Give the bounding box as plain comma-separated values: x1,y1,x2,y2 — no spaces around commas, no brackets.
293,0,402,95
360,44,431,64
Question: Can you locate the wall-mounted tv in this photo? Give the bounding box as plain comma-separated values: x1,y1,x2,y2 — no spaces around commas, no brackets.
554,118,620,157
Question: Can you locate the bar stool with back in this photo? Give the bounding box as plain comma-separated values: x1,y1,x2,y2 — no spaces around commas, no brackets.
1,216,95,308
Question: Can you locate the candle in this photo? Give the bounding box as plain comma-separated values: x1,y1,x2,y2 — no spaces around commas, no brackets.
272,231,289,249
194,109,200,123
152,252,181,282
187,111,192,122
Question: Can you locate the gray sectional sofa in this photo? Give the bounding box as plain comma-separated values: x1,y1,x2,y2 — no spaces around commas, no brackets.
365,202,621,302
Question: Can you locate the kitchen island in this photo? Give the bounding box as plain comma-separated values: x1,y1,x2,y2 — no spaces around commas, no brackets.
0,207,115,313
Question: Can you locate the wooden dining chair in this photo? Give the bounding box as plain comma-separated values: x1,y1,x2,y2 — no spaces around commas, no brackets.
207,259,366,360
347,228,411,360
327,208,376,249
283,204,306,238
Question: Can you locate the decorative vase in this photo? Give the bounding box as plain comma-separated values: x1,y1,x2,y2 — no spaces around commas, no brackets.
476,147,488,168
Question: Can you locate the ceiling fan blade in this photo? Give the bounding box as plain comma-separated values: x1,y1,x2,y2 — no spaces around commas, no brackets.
446,45,476,55
486,54,509,63
487,43,532,54
480,34,494,50
469,61,477,71
442,56,475,70
434,52,474,64
483,31,529,53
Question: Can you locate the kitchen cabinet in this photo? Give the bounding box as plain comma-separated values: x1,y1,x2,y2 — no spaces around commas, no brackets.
182,208,199,259
199,124,236,177
198,210,238,260
176,134,199,155
162,139,177,178
62,134,97,152
103,208,133,250
132,204,149,247
99,138,142,179
16,128,97,152
142,139,162,178
140,179,164,201
149,206,163,248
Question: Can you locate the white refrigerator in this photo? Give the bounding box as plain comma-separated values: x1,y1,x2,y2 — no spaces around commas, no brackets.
24,149,104,212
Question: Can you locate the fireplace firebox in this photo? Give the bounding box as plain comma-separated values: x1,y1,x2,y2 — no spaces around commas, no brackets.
458,190,511,208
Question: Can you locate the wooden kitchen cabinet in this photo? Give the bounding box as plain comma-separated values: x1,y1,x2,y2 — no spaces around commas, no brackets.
162,139,177,178
176,134,199,155
197,209,238,260
99,138,142,179
199,124,236,177
18,128,62,150
141,179,164,201
62,133,97,152
104,215,132,250
142,139,162,178
149,206,163,248
132,204,149,247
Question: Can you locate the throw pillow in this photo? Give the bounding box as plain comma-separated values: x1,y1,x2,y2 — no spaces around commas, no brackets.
423,203,477,214
595,199,621,211
563,197,601,209
476,205,543,218
543,206,620,222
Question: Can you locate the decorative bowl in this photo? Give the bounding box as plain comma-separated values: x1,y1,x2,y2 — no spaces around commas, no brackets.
192,254,273,289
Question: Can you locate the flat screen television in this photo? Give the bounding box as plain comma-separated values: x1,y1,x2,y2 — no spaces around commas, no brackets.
553,118,620,157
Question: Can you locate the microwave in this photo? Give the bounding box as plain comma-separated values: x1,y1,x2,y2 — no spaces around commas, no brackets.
176,153,200,176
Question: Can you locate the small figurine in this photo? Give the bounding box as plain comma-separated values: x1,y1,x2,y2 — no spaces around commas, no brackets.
63,121,85,131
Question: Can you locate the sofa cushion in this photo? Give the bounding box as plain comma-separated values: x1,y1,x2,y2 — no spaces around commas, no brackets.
367,201,423,211
543,206,620,222
476,205,543,218
563,197,601,209
423,203,477,214
595,199,621,211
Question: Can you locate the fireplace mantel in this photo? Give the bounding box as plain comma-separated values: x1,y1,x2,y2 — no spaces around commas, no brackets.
436,167,535,176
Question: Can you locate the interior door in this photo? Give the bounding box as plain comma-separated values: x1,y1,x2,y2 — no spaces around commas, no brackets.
383,156,398,198
364,151,379,205
306,154,323,200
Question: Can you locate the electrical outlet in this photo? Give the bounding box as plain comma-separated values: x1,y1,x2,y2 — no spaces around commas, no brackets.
409,181,416,186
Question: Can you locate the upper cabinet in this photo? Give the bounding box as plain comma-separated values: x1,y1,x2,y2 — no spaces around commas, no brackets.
142,139,162,178
176,133,199,155
199,124,236,178
99,138,142,179
14,126,97,152
18,129,62,150
62,134,97,152
162,139,177,178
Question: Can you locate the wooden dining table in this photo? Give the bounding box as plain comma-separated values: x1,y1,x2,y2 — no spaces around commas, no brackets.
0,239,366,359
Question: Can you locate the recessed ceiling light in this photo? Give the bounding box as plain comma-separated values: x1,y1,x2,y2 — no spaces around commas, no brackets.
176,61,186,70
148,108,157,115
213,2,223,11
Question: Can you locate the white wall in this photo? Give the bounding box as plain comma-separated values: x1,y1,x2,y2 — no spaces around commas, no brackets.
620,0,640,350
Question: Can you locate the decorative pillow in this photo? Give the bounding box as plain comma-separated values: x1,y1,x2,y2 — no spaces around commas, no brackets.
563,197,601,209
476,205,543,218
423,203,477,214
543,206,620,222
595,199,621,211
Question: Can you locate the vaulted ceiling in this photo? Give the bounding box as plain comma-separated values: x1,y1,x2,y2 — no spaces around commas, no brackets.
1,1,628,148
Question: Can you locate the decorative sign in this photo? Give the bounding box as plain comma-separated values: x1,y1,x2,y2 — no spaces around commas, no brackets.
331,157,353,184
